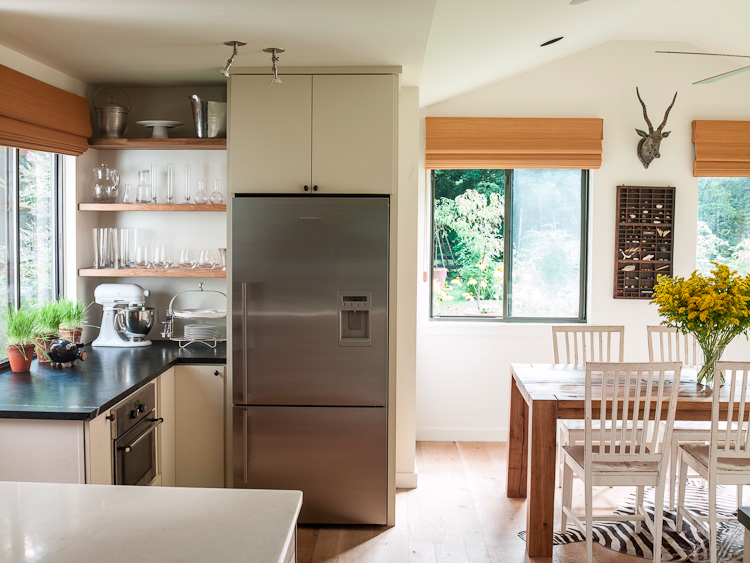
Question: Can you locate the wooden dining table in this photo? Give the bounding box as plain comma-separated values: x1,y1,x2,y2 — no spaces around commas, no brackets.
507,363,725,557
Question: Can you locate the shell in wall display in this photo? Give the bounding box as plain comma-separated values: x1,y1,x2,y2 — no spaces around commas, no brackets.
622,265,636,271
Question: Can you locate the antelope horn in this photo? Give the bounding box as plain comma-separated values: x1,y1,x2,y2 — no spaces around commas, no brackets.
657,91,678,132
636,87,653,132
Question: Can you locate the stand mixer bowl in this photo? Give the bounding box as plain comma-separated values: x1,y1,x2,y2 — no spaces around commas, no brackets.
116,306,155,340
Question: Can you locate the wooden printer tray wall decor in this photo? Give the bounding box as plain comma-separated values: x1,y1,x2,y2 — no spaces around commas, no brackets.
614,185,675,299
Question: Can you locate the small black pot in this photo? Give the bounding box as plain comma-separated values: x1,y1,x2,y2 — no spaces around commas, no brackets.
48,339,87,366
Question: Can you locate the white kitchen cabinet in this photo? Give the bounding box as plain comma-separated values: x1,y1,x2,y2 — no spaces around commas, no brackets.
229,75,313,193
157,367,176,487
311,75,395,194
175,364,225,488
229,74,395,195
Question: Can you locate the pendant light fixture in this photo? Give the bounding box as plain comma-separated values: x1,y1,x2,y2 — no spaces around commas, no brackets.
263,47,285,84
220,40,246,78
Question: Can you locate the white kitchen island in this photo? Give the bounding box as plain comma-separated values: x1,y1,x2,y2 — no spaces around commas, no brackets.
0,481,301,562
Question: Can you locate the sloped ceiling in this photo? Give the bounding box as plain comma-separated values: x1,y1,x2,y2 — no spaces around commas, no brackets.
420,0,750,106
0,0,748,106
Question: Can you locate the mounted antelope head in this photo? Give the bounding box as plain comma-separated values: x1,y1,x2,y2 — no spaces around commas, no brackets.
635,88,678,169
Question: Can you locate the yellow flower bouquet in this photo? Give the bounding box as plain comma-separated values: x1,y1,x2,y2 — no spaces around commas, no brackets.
651,263,750,385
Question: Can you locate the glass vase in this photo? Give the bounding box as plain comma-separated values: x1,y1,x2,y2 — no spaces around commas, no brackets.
696,342,726,386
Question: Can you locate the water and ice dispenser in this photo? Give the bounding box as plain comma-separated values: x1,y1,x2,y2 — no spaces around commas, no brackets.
338,291,372,346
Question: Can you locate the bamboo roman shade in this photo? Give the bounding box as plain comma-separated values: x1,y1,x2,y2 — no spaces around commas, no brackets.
692,120,750,177
0,64,91,156
425,117,603,170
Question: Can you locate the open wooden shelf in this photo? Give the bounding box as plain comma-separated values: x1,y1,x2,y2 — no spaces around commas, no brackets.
78,268,226,278
78,203,225,212
88,138,226,150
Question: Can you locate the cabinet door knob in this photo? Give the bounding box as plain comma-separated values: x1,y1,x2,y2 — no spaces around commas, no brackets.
303,185,309,192
312,185,318,192
214,370,220,376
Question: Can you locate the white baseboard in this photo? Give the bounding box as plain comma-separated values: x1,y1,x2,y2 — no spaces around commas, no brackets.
416,427,508,442
396,471,418,489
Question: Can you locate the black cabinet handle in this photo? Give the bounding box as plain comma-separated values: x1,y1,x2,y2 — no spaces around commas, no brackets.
214,370,220,376
312,185,318,192
303,185,309,192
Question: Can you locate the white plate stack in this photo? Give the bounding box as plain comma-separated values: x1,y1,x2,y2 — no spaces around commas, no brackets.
184,323,219,340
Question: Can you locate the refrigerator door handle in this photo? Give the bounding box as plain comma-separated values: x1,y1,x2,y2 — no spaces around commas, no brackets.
241,282,248,404
242,408,249,485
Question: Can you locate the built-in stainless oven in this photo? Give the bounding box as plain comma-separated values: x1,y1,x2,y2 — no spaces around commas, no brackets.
111,384,162,486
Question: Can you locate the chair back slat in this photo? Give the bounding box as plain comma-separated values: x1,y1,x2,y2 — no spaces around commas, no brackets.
712,363,750,459
736,369,749,451
586,362,681,464
552,326,625,365
647,326,702,365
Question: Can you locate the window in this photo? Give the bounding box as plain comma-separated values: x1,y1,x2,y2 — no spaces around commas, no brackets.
0,146,62,334
431,169,588,321
697,177,750,274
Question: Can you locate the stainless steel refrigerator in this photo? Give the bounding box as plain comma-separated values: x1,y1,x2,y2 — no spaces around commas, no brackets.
232,195,389,525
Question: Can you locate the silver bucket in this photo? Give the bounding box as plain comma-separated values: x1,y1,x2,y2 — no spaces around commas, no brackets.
190,94,227,138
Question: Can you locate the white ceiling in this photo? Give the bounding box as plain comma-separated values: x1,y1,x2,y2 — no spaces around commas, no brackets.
0,0,748,107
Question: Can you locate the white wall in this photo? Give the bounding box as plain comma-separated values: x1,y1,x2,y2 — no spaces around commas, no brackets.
417,40,750,441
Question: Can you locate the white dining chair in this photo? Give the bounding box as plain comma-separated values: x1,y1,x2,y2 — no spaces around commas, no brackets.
561,361,682,563
676,361,750,563
646,326,720,510
552,326,626,484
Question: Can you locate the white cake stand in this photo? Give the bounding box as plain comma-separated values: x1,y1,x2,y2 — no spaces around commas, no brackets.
136,120,183,139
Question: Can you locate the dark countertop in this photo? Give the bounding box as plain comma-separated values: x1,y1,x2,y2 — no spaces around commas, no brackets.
0,341,226,421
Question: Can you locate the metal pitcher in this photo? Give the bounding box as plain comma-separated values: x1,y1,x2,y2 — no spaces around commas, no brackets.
190,94,226,138
94,86,130,138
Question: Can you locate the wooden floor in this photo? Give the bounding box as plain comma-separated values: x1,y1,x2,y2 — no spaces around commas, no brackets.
297,441,646,563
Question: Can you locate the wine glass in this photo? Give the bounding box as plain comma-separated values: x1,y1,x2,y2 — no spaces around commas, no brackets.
179,249,199,270
200,249,221,270
134,246,150,269
152,246,171,269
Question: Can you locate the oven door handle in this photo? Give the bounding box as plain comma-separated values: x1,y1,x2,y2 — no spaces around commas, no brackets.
118,417,163,453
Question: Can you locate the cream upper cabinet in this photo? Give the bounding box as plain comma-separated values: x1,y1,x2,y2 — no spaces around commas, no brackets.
312,75,395,194
229,73,395,195
229,75,313,193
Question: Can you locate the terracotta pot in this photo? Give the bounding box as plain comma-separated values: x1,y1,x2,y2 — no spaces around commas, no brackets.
59,328,82,344
32,334,56,363
7,344,34,372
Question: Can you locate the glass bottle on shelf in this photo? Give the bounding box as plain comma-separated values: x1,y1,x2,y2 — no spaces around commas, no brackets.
209,179,224,204
121,183,134,204
135,169,152,203
194,179,209,204
184,164,191,204
166,163,174,204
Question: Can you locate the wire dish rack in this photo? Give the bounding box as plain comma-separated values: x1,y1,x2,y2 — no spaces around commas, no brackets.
162,283,227,348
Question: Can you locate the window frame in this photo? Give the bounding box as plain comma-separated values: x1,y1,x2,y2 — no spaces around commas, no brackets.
429,168,589,323
1,147,64,366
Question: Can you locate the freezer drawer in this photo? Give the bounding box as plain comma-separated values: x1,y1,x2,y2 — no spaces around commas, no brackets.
233,405,387,525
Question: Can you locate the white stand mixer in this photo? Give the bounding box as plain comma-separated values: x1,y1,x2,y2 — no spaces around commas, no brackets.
92,283,153,348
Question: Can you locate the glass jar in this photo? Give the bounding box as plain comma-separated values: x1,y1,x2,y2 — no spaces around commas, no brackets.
135,169,152,203
91,163,120,202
